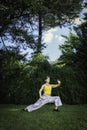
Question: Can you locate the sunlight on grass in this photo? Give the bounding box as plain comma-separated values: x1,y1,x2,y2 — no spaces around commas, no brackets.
8,108,19,112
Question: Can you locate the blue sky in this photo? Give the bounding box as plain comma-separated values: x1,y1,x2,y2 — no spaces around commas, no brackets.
42,27,73,61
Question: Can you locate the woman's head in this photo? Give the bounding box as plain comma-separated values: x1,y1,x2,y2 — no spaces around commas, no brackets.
45,76,50,83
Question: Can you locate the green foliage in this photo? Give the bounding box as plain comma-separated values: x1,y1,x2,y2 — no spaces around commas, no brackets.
0,49,87,104
18,53,51,104
0,47,26,104
59,32,80,65
59,13,87,71
58,19,87,104
0,0,86,108
59,66,86,104
0,0,82,53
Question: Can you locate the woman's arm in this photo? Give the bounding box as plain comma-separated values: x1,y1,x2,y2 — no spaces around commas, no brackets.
39,85,44,98
51,80,61,88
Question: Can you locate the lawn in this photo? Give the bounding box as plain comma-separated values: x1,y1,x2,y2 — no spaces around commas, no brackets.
0,104,87,130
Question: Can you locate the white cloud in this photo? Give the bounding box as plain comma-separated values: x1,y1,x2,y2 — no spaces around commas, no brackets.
48,28,57,33
55,35,64,43
43,28,57,43
74,17,86,25
43,33,53,43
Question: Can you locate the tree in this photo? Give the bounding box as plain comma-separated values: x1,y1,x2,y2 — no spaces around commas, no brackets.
58,11,87,72
73,10,87,74
0,0,82,53
0,46,26,103
59,32,80,66
57,13,87,104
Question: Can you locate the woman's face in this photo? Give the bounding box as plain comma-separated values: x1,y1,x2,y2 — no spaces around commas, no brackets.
46,77,50,83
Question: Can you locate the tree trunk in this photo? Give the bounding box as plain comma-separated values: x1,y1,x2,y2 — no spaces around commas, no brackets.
37,13,42,53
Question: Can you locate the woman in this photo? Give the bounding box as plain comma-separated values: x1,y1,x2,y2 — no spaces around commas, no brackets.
22,76,62,112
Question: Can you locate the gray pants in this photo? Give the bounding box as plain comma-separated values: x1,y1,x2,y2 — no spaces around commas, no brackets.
26,94,62,112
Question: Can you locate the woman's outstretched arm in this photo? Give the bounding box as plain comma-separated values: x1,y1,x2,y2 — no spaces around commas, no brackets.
51,80,61,88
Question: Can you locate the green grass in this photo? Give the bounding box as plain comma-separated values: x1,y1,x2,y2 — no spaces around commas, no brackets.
0,104,87,130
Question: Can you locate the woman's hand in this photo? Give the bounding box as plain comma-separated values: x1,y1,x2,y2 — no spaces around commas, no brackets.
57,80,61,85
51,80,61,88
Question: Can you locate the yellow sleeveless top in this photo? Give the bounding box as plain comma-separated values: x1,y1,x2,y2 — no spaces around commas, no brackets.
43,84,52,95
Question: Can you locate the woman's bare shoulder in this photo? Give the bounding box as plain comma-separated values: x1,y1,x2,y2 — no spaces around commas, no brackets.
42,84,46,87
